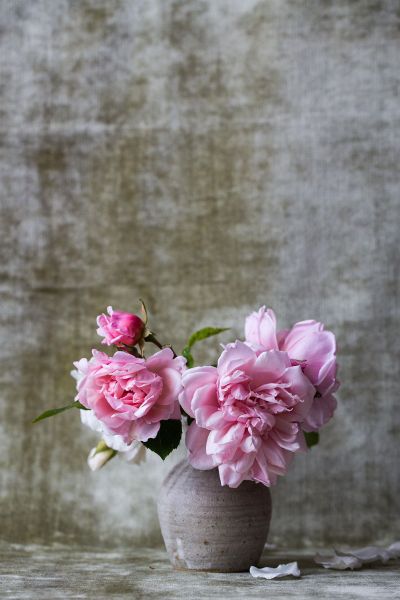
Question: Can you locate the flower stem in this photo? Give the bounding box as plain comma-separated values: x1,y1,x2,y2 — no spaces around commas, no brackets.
145,333,177,358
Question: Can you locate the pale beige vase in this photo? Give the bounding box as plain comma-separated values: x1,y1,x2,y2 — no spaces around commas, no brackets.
158,460,272,572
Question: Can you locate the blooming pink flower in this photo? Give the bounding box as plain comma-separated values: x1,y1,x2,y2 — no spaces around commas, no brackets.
96,306,145,347
245,307,339,431
179,341,315,488
73,348,185,444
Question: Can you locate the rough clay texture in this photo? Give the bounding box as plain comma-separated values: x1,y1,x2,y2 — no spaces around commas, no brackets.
158,460,271,571
0,0,399,548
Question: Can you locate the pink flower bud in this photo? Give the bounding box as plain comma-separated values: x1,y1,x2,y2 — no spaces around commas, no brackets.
96,306,145,347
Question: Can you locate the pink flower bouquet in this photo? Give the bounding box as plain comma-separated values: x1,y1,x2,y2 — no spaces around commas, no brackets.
35,302,339,487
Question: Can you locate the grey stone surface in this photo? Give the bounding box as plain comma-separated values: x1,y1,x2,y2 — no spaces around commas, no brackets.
0,0,399,549
1,544,399,599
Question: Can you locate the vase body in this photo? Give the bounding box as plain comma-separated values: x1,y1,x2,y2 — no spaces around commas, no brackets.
157,460,272,572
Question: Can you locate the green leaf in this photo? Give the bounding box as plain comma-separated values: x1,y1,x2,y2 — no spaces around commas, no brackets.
143,419,182,460
182,326,229,369
304,431,319,448
32,401,89,424
182,346,194,368
187,327,229,349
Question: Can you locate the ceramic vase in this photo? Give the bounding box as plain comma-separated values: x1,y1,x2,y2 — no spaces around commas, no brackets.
158,460,272,572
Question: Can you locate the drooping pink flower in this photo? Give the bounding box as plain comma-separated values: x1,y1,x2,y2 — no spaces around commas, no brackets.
73,348,185,444
179,341,315,488
96,306,145,347
245,307,339,431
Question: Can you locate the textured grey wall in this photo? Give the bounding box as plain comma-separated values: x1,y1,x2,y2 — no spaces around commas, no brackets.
1,0,399,548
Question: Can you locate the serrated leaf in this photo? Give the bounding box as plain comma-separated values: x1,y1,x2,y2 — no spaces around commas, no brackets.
143,419,182,460
32,401,89,424
304,431,319,448
187,327,229,349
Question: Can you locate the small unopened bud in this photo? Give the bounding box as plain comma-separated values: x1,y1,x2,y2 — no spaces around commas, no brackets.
96,306,145,348
87,440,116,471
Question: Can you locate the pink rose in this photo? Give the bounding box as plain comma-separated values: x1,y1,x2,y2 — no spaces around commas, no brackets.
73,348,185,444
245,307,339,431
96,306,145,347
179,341,315,488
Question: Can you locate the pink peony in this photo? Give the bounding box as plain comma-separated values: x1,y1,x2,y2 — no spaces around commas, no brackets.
245,307,339,431
179,341,315,488
73,348,185,444
96,306,145,347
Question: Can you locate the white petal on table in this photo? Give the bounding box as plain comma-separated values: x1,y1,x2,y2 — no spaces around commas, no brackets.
315,541,400,570
314,552,362,570
387,542,400,559
337,545,390,564
250,562,301,580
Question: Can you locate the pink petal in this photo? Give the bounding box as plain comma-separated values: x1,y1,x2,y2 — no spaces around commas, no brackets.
280,365,315,420
244,306,278,351
170,402,182,420
186,423,215,470
240,434,262,453
252,350,291,383
263,439,288,470
206,409,228,430
180,367,218,417
156,367,183,406
233,450,256,474
251,458,273,486
131,420,160,443
217,341,255,376
145,347,175,371
191,382,219,413
207,422,245,449
303,394,337,431
218,464,246,487
194,404,219,429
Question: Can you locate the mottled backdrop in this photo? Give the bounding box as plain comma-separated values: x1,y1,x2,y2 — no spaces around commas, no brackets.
0,0,399,548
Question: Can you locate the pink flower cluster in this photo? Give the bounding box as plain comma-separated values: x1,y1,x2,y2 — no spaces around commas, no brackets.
179,307,339,488
72,305,338,486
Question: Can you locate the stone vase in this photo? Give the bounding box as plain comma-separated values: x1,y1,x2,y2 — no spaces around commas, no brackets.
157,460,272,572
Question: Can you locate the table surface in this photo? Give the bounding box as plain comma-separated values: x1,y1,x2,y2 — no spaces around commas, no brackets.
1,543,399,600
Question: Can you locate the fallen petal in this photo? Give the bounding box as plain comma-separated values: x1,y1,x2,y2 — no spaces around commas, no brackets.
337,545,390,564
314,552,362,570
250,561,301,580
387,541,400,559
